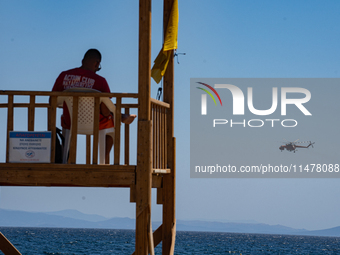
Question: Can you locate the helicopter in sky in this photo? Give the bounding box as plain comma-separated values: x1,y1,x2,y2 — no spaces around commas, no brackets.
279,139,315,153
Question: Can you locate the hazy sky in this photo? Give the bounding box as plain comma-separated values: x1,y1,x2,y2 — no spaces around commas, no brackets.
1,0,340,231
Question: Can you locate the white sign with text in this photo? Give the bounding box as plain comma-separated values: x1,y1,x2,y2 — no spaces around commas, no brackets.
9,131,51,163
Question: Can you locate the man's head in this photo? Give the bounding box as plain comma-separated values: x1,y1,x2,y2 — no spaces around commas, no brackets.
81,49,102,72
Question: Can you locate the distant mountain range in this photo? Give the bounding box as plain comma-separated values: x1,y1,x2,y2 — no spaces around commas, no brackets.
1,208,340,237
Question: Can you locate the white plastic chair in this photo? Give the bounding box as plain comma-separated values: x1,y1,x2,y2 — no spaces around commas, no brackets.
57,88,116,164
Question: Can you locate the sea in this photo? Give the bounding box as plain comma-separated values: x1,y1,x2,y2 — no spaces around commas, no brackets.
1,227,340,255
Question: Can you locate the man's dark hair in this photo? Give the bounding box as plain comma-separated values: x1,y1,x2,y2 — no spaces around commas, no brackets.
83,49,102,61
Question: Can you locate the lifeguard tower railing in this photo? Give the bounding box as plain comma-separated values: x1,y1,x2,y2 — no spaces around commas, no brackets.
0,90,170,187
0,90,175,254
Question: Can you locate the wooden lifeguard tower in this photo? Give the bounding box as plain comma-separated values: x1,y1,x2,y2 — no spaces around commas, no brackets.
0,0,176,254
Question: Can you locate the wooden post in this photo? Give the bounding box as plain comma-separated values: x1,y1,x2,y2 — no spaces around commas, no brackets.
69,96,79,164
86,135,91,164
49,96,57,163
28,95,35,131
92,97,100,164
114,97,122,165
136,0,153,254
124,107,130,165
162,0,176,254
6,95,14,163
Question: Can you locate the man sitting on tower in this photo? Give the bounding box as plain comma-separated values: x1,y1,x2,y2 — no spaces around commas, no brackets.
52,48,136,163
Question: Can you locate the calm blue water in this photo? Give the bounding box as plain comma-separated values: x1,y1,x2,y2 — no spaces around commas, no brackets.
1,227,340,255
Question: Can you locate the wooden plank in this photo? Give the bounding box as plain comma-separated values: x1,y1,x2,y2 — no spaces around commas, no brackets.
136,120,152,255
0,94,137,108
136,0,153,253
130,184,136,203
28,95,35,131
157,187,163,204
163,0,175,144
124,107,130,165
0,232,22,255
92,97,100,164
171,220,177,254
1,170,135,187
148,213,155,255
0,103,136,109
0,166,135,187
121,103,139,108
152,104,156,169
150,98,170,108
162,137,176,254
47,100,51,131
114,97,122,165
49,96,57,163
159,106,162,169
0,163,136,170
0,103,49,108
162,0,176,252
137,1,151,120
69,96,78,164
153,169,170,174
6,95,14,163
152,174,163,188
163,109,168,168
155,106,159,169
153,224,163,248
161,107,165,169
86,135,91,164
131,224,162,255
0,91,139,98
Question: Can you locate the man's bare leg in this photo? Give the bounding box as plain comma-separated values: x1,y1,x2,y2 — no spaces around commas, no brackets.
121,114,137,124
105,135,113,164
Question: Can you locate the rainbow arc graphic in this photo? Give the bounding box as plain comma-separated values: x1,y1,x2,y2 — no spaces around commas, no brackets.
196,82,222,115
